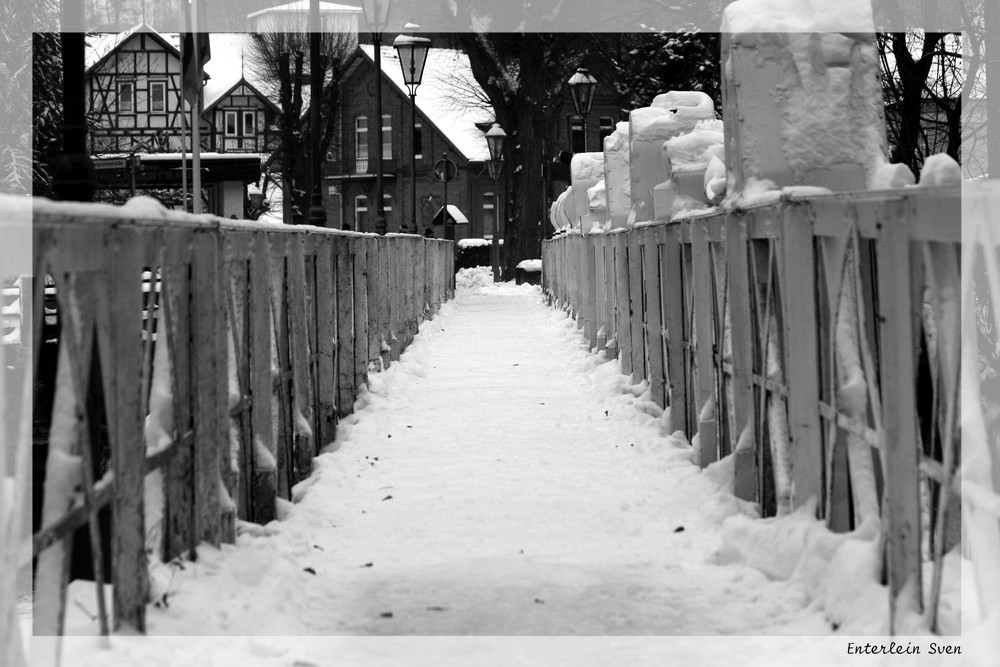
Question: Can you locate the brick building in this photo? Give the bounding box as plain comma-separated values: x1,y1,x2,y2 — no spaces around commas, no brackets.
325,45,497,238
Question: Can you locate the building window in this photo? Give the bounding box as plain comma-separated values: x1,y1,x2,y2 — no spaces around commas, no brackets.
355,116,369,173
414,120,423,160
381,114,392,160
382,194,393,214
118,81,135,114
569,115,585,154
483,192,495,237
355,195,369,231
243,111,256,136
599,116,614,145
150,81,166,113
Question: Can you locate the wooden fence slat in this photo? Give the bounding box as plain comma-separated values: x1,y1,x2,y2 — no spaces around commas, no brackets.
314,237,337,449
353,236,370,393
781,204,823,511
726,216,757,501
691,222,718,467
335,236,355,418
584,235,597,349
224,257,250,529
286,235,314,484
249,233,276,524
192,231,223,547
662,226,687,434
615,233,632,376
389,237,401,361
876,200,923,631
628,231,646,385
594,236,607,352
366,237,381,372
642,226,666,409
110,228,148,632
158,262,195,559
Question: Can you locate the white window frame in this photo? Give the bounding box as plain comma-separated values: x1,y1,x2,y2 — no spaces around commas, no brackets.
483,191,495,236
224,111,236,136
118,80,135,114
242,110,256,137
381,114,393,160
355,194,369,228
355,116,369,160
149,80,166,113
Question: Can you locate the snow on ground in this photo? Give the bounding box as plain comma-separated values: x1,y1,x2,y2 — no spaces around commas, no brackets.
46,268,981,666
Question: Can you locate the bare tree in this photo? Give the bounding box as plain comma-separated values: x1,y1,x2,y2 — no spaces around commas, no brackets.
248,30,355,225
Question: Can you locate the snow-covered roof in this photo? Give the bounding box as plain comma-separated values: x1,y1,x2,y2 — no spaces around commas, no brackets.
86,24,179,72
435,204,469,224
86,29,284,113
247,1,362,18
361,45,493,162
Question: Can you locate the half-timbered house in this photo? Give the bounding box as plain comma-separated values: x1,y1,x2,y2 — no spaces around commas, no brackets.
84,26,277,217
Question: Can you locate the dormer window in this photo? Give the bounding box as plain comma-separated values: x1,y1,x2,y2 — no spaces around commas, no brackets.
118,81,135,114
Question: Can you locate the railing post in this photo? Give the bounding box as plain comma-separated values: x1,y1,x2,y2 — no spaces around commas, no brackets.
628,229,646,385
314,237,337,449
725,214,757,500
643,225,666,408
615,232,632,376
353,236,369,393
876,199,923,632
286,234,314,483
781,203,823,511
249,232,277,523
110,227,147,632
335,236,355,418
691,222,717,466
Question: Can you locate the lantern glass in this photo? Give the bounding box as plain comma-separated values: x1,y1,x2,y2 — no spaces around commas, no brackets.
568,67,598,117
362,0,393,30
485,123,506,162
393,34,432,92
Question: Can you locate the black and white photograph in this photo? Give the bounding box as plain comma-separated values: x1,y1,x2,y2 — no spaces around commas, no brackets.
1,0,997,664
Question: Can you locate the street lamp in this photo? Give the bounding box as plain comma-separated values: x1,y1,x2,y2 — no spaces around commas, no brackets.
568,67,598,152
361,0,394,234
485,122,506,282
393,30,431,233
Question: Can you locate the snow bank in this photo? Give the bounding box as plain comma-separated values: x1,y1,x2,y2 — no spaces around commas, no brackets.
603,122,632,227
516,259,542,273
457,238,491,248
722,0,874,33
918,154,962,187
664,120,724,171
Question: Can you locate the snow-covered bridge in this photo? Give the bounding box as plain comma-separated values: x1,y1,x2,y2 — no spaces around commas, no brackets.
4,0,1000,663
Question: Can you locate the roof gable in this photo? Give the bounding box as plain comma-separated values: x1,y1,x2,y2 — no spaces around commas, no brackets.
86,24,180,74
359,46,494,162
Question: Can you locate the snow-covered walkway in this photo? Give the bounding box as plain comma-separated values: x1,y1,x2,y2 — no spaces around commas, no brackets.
142,270,827,636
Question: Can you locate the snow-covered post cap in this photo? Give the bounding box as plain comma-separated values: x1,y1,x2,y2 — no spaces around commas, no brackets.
720,0,886,194
603,121,631,229
570,152,605,233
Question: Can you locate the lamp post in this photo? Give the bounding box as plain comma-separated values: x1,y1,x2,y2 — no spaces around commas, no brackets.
53,0,95,202
361,0,394,234
393,30,431,233
306,0,327,225
568,67,598,152
485,122,506,282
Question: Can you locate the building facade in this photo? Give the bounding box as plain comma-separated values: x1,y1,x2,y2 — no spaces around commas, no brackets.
326,46,498,238
85,27,276,217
